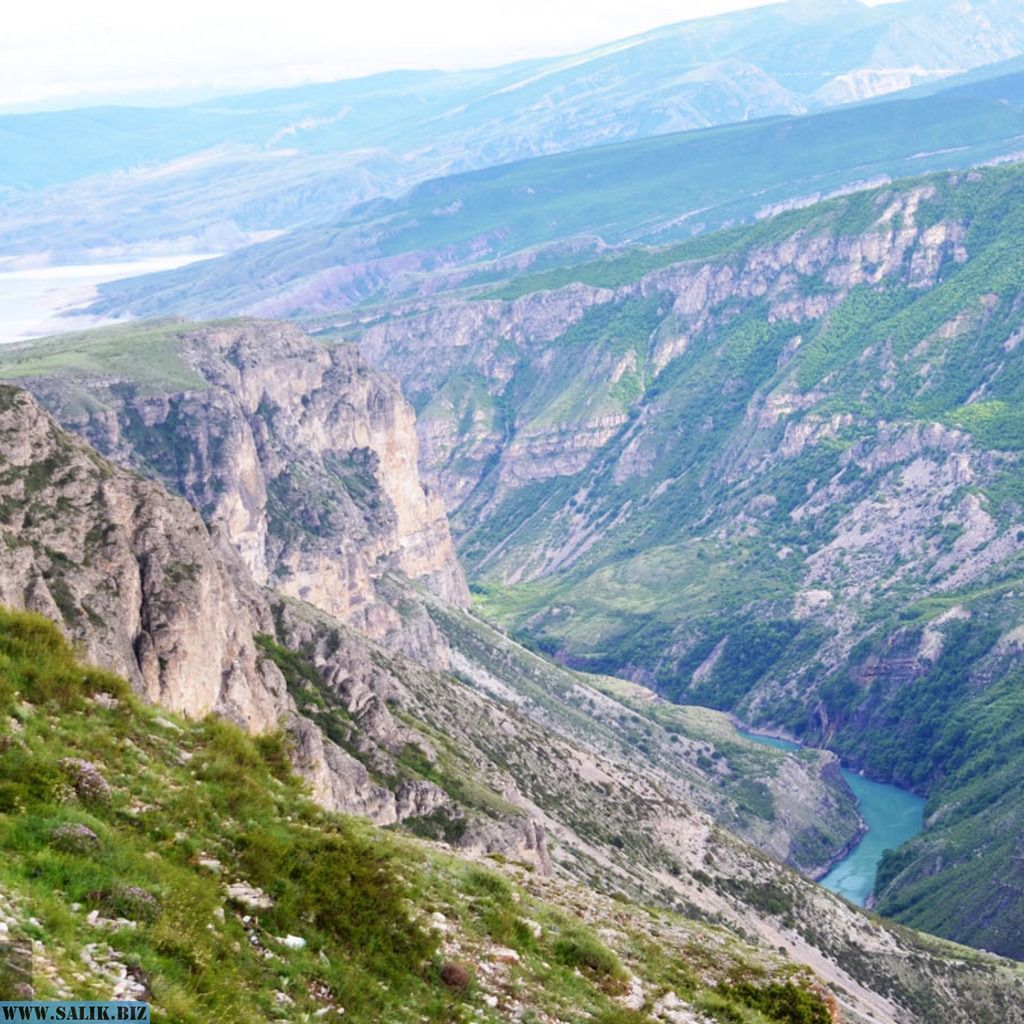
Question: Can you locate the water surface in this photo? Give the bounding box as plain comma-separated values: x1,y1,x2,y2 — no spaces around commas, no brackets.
0,255,219,344
739,729,924,906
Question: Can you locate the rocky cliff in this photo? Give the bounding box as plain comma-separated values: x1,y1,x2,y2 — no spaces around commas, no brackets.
4,320,468,653
2,384,1023,1020
0,384,287,729
0,380,849,879
0,322,866,879
0,384,542,855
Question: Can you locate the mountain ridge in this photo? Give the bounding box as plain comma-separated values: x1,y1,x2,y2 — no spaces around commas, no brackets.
5,0,1024,271
80,65,1024,323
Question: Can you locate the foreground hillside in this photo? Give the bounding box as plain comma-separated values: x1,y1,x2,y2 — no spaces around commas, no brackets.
1,525,1022,1023
321,160,1024,956
0,608,847,1022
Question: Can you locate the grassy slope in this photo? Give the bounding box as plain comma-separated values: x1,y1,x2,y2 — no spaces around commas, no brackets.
0,606,847,1024
0,320,209,407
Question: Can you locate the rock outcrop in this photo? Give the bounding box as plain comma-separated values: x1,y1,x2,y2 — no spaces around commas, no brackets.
17,320,468,648
0,385,287,730
0,386,470,832
0,384,550,872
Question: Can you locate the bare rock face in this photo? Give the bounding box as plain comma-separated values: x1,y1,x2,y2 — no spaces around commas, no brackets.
20,320,468,646
0,385,495,832
0,385,288,730
288,716,399,823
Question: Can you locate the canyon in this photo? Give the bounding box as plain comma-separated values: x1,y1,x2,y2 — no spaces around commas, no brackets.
2,313,1022,1020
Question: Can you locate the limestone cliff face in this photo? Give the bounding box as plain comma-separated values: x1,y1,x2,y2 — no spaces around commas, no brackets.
357,186,966,549
21,320,468,647
0,385,288,730
0,387,459,827
360,284,618,520
0,385,542,862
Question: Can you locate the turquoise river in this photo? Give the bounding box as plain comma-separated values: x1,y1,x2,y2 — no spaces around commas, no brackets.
739,731,925,906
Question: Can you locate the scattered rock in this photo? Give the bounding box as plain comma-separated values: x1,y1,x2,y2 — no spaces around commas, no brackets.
280,934,306,950
439,962,471,990
226,881,274,910
654,991,705,1023
491,945,520,964
620,973,645,1010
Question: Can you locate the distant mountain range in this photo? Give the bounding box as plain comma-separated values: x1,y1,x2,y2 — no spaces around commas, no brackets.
85,62,1024,320
4,0,1024,266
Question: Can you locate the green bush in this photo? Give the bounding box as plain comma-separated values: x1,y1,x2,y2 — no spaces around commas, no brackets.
553,924,627,983
718,981,833,1024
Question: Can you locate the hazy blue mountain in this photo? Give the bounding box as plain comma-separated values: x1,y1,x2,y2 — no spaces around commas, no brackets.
86,65,1024,320
4,0,1024,264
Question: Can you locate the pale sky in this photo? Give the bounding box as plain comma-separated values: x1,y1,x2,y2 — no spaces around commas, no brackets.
0,0,893,113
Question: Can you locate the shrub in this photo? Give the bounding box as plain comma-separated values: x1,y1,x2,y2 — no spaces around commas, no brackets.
462,865,513,903
106,885,161,922
50,822,100,853
718,981,833,1024
59,758,112,804
238,825,437,976
552,925,626,983
439,962,471,990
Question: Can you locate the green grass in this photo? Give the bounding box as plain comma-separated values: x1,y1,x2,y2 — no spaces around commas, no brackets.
946,400,1024,450
0,319,236,408
0,606,841,1023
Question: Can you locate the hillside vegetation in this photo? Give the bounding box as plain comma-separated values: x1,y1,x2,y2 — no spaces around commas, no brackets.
0,607,850,1023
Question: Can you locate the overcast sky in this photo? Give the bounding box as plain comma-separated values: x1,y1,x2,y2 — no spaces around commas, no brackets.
1,0,893,112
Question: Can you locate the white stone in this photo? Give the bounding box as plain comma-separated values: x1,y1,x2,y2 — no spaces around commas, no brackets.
621,973,644,1011
226,882,274,910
